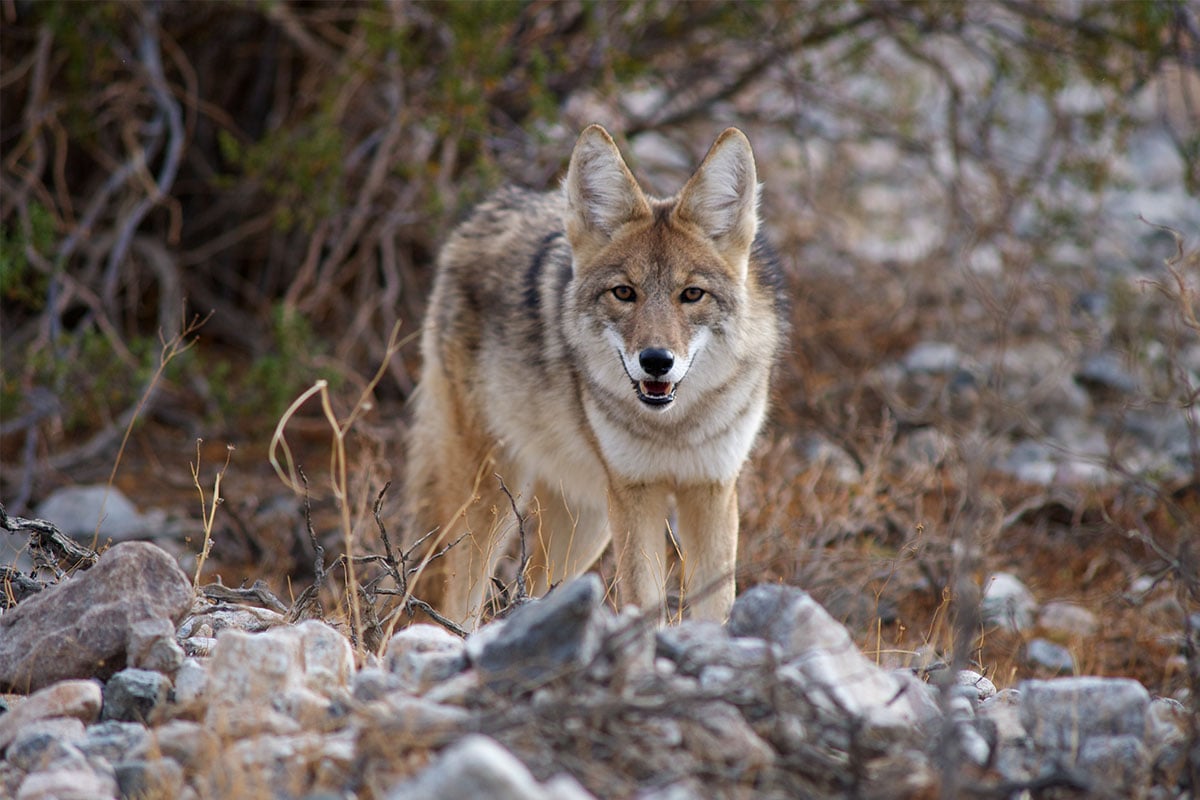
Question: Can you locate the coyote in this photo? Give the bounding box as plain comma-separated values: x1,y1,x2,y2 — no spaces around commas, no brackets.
404,124,786,627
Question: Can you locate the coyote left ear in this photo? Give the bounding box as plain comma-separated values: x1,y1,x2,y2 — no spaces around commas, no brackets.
564,125,651,262
674,128,760,267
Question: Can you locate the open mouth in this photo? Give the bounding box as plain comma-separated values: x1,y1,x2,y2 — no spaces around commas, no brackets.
636,380,676,406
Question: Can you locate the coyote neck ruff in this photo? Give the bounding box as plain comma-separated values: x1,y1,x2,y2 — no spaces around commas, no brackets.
404,125,786,628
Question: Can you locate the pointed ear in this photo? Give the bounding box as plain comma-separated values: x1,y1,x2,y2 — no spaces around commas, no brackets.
673,128,760,263
563,125,651,259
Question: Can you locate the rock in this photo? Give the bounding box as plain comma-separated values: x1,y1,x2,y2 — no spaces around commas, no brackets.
470,575,606,693
204,622,354,738
16,767,119,800
0,542,193,692
955,670,997,703
1019,676,1150,751
126,617,185,674
656,620,775,677
904,341,961,373
677,700,774,772
1076,352,1139,398
1023,638,1076,675
6,720,87,772
177,604,286,638
34,485,162,543
172,657,208,707
205,730,356,800
352,666,401,702
1012,676,1152,796
113,758,184,800
1001,439,1058,485
980,572,1037,632
384,623,467,693
729,584,939,729
78,720,149,763
1037,601,1100,638
130,720,218,771
386,734,596,800
356,692,473,754
101,668,172,723
0,680,102,752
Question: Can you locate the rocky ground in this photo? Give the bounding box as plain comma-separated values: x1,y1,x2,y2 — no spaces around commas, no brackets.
0,538,1193,800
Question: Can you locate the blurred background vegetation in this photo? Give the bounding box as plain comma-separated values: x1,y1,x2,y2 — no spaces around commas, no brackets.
2,1,1196,495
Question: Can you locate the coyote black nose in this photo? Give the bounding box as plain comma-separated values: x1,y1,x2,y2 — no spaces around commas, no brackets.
639,348,675,377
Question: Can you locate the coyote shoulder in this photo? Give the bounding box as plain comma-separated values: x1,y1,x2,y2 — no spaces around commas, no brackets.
405,124,786,627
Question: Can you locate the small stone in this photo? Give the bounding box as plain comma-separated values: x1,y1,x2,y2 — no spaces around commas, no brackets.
357,693,472,754
202,622,351,737
127,618,185,674
1037,601,1100,638
385,734,594,800
1077,734,1150,794
78,720,149,763
1076,352,1139,397
470,574,606,693
980,572,1037,632
6,721,87,772
0,542,193,692
904,341,961,373
172,658,208,707
101,668,172,723
131,720,218,771
1023,638,1076,675
16,767,118,800
955,670,998,703
384,624,467,693
656,620,775,677
294,619,356,693
351,666,401,702
114,758,184,800
0,680,102,752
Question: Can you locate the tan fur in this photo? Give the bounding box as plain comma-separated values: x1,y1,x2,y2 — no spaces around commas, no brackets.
404,125,786,628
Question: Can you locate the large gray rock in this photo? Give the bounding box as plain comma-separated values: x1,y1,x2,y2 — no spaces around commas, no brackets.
1018,677,1153,797
0,542,192,692
1019,677,1150,751
728,584,940,730
469,575,606,693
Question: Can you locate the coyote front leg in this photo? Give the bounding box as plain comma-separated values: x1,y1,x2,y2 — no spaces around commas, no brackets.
607,482,671,622
675,480,739,622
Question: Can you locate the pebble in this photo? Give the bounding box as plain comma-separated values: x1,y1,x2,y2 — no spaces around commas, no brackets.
1037,601,1100,638
1023,638,1076,675
981,572,1038,632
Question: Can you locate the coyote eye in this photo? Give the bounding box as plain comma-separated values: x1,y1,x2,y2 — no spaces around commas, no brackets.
680,286,705,303
612,285,637,302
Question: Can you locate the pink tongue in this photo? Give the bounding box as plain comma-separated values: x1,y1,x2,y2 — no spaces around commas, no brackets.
643,381,671,396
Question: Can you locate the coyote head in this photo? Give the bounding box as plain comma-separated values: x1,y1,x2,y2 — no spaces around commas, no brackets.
562,125,762,412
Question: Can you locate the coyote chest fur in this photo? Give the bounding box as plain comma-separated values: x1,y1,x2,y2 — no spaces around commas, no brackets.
405,125,786,627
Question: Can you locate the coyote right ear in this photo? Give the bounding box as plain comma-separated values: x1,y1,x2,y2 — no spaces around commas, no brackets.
564,125,651,260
